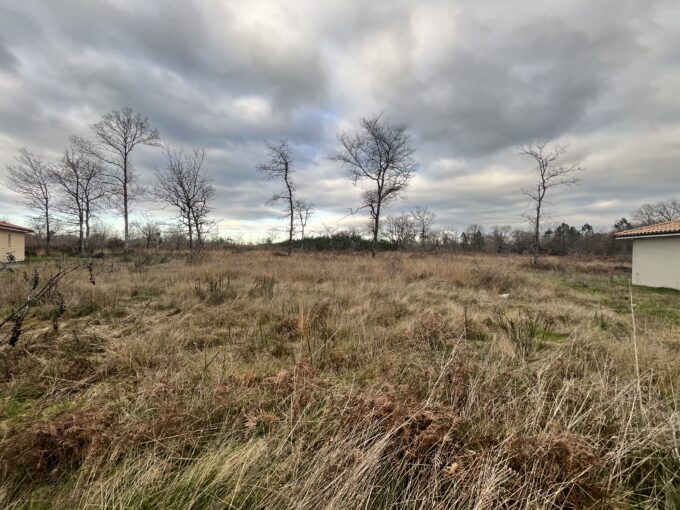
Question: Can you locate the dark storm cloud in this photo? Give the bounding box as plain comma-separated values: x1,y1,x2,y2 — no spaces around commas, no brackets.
1,0,679,237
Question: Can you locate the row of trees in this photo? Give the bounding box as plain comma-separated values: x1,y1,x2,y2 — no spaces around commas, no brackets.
254,114,417,258
256,115,418,257
258,115,581,262
8,108,674,259
6,108,160,255
6,107,215,256
271,219,629,256
631,199,680,226
17,212,632,257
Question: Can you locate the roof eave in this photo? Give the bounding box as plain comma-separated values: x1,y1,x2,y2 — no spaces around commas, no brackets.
615,232,680,240
0,226,34,234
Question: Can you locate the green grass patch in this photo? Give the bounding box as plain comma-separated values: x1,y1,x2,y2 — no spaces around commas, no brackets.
563,274,680,325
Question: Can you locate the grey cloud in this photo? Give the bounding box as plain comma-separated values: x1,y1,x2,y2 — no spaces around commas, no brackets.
0,37,18,72
36,1,329,111
1,0,679,236
386,19,641,158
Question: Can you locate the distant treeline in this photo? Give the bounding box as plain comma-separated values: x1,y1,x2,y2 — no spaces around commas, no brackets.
9,104,678,261
24,218,633,257
265,221,632,257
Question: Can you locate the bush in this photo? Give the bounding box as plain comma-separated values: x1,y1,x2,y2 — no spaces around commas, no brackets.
194,274,236,304
494,310,550,359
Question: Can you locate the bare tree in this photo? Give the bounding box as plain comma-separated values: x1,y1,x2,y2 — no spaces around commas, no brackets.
384,213,417,249
654,198,680,221
51,144,107,255
256,141,296,256
632,198,680,226
519,139,583,264
491,225,512,253
6,148,53,255
75,107,160,251
632,203,659,227
154,146,214,253
28,216,59,246
411,205,436,246
437,226,459,252
86,221,113,251
331,115,417,257
133,215,163,249
164,222,187,251
294,199,313,251
465,223,485,251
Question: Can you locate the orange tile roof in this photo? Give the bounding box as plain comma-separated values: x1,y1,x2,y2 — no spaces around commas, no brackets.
0,221,34,233
614,219,680,238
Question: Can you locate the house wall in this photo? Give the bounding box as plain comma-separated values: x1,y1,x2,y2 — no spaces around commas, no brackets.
632,236,680,290
0,229,26,262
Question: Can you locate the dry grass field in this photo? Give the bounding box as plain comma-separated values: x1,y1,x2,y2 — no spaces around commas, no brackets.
1,251,679,509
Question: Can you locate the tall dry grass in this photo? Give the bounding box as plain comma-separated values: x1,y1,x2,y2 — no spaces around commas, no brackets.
0,251,678,508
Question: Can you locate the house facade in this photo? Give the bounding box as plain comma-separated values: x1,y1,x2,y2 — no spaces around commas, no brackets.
615,220,680,290
0,221,34,262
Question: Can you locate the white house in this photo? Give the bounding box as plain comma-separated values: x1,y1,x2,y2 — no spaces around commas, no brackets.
0,221,34,262
615,219,680,290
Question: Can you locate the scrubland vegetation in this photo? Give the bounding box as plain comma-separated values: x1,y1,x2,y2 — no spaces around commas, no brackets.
1,251,679,508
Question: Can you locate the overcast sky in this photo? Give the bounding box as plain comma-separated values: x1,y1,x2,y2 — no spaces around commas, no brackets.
1,0,679,241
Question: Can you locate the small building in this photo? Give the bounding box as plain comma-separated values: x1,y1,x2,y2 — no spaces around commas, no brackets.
0,221,34,262
615,219,680,290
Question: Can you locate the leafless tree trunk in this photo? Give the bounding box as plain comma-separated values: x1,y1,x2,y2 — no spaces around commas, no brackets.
6,148,53,255
154,146,214,254
331,115,417,257
74,107,160,252
519,139,583,264
51,143,107,255
256,141,296,256
294,199,313,251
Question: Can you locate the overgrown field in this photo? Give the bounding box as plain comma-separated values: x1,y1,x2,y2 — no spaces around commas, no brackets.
1,252,679,509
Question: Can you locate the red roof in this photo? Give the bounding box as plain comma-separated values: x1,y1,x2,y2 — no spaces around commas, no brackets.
614,219,680,238
0,221,34,233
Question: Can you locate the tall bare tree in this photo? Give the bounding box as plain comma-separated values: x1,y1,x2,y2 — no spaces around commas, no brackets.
411,205,436,246
154,146,214,253
51,144,107,255
294,199,313,252
75,107,160,251
6,148,53,255
256,141,296,255
519,139,583,264
331,115,417,257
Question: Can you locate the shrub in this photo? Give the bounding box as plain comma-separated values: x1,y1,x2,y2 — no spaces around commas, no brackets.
194,274,236,304
249,275,277,299
494,310,550,359
469,263,522,292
